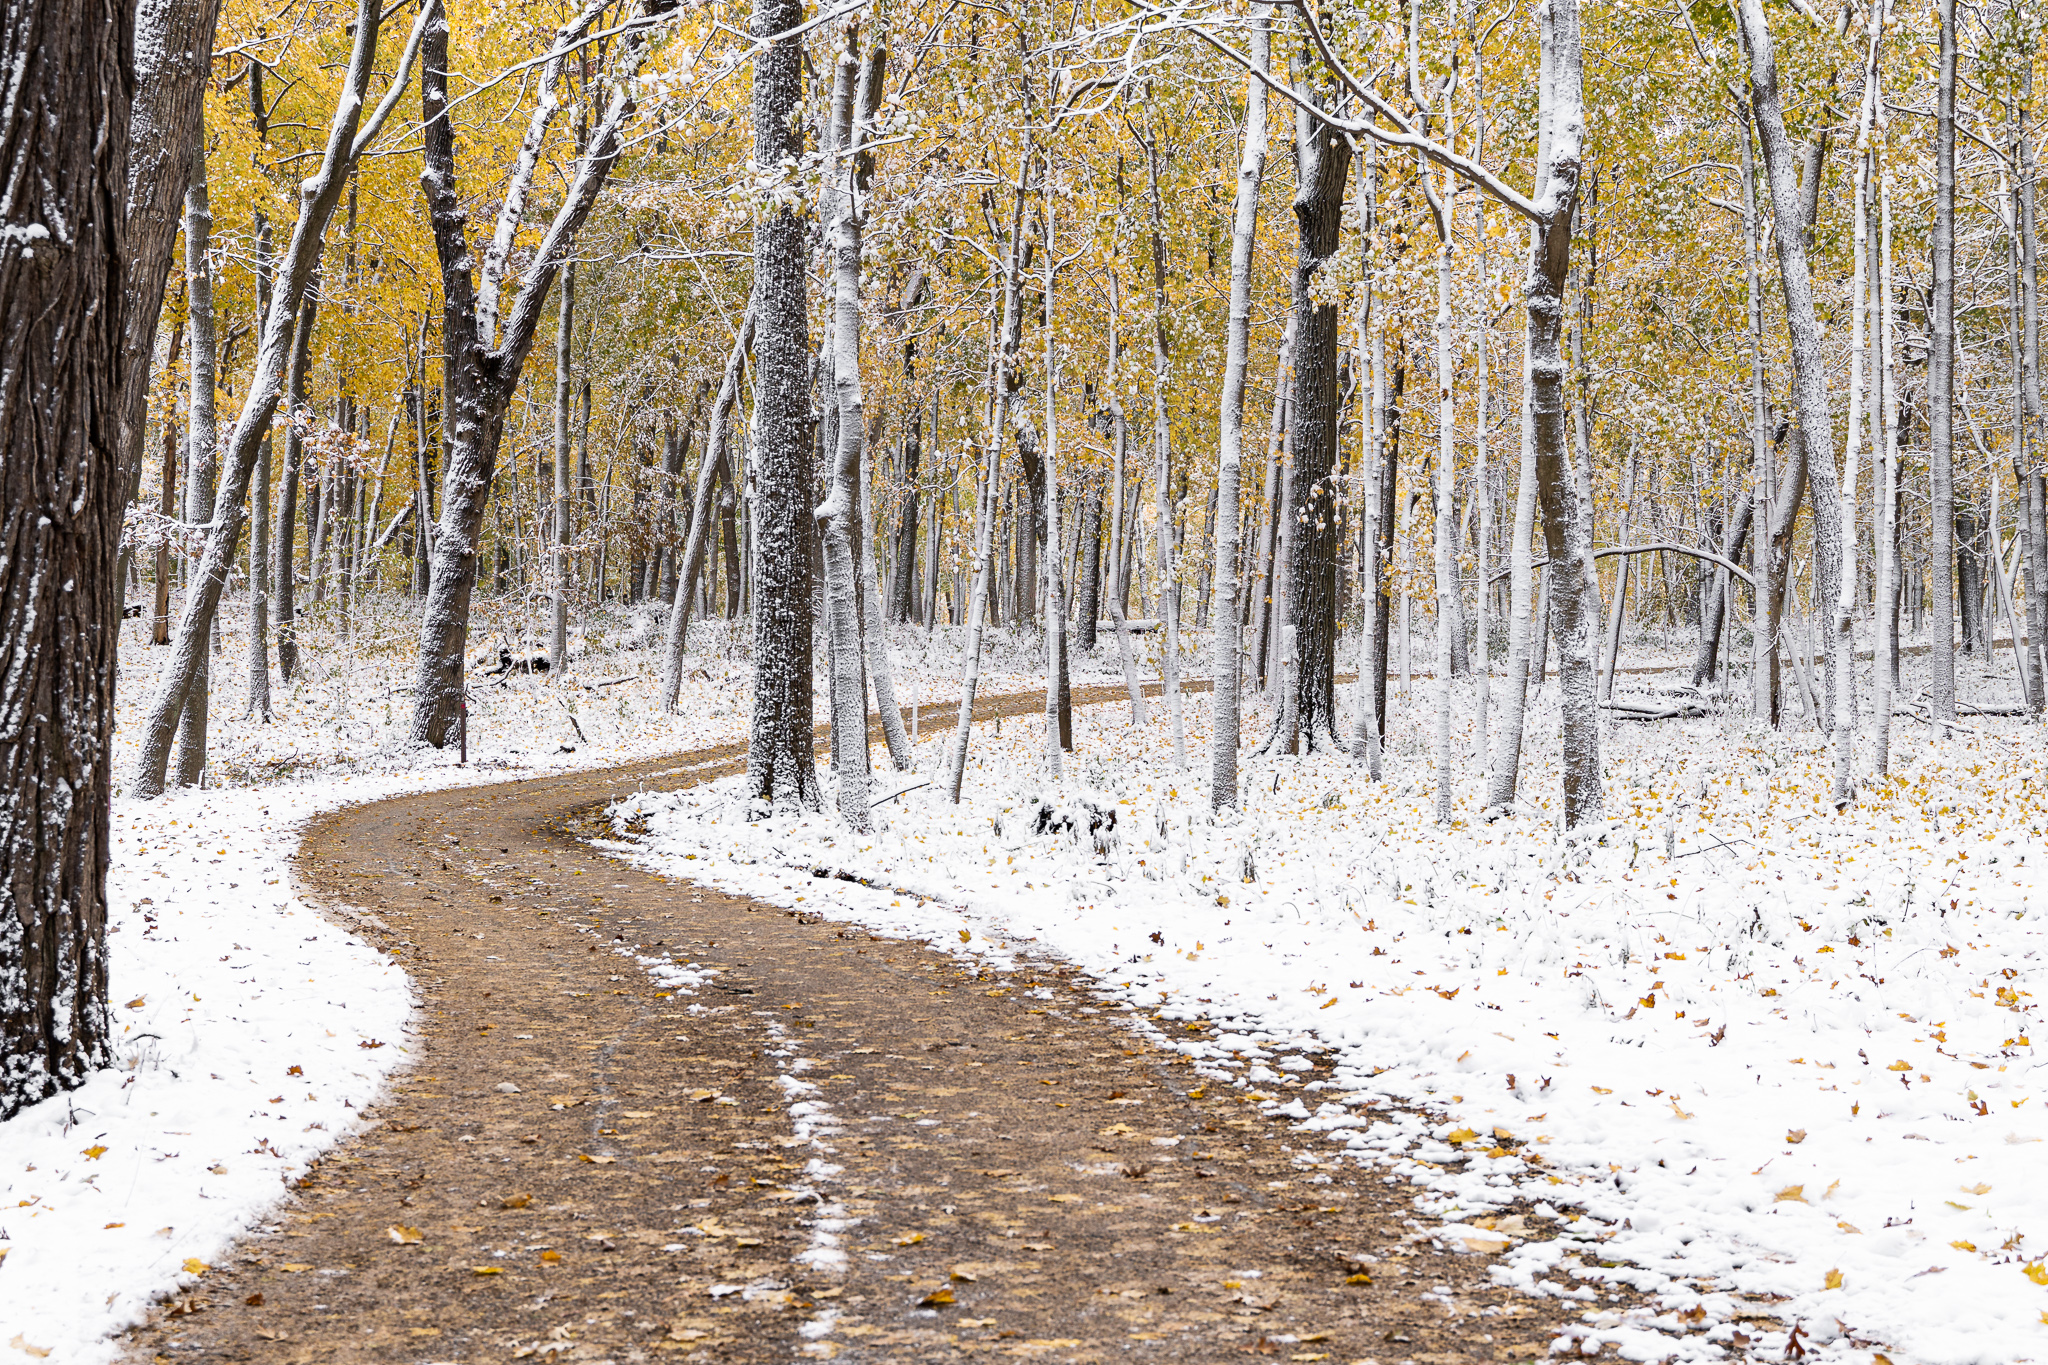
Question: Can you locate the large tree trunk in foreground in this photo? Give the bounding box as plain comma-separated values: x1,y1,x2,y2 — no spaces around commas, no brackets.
0,0,132,1119
745,0,820,808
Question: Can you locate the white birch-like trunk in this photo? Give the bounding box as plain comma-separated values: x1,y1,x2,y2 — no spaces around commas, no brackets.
1210,8,1269,812
1430,182,1458,824
551,261,574,673
1875,169,1899,773
173,155,218,788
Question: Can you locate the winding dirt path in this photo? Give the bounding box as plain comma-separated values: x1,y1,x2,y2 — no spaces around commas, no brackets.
125,685,1583,1365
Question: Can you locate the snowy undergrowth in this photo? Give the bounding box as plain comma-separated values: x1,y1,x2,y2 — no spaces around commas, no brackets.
5,594,1069,1364
607,671,2048,1365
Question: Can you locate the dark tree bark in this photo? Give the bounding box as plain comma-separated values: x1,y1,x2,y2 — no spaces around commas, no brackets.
115,0,219,494
1370,354,1404,743
890,412,922,622
1956,504,1986,654
0,0,132,1118
273,287,318,680
1283,62,1352,749
1076,488,1102,652
1690,493,1754,685
409,0,670,747
745,0,819,809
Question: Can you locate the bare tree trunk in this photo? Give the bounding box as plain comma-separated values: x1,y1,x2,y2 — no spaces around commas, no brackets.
1928,0,1959,722
1076,488,1101,653
273,288,317,682
817,27,885,826
550,262,574,673
1875,171,1900,772
130,0,429,797
408,0,663,747
172,156,218,787
1428,164,1458,820
1144,135,1188,768
1737,0,1845,742
737,0,818,808
0,0,131,1118
152,318,185,646
1211,9,1268,811
1282,65,1351,752
661,315,751,704
246,207,274,722
2023,74,2048,710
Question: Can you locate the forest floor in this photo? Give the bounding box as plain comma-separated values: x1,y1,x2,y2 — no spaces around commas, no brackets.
110,684,1602,1365
2,591,2041,1365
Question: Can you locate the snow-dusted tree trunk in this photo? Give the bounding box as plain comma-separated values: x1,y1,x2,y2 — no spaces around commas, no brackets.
1833,69,1878,804
1737,95,1774,722
273,288,317,682
1041,161,1069,776
1282,69,1351,752
129,0,428,799
661,314,751,704
745,0,820,810
945,131,1035,802
116,0,220,496
817,27,886,828
550,263,575,673
1927,0,1959,723
861,460,913,771
1429,175,1458,823
1487,272,1538,808
2020,82,2048,712
1737,0,1845,736
409,0,666,748
1471,126,1492,779
172,157,219,787
245,213,274,723
1598,444,1638,703
1144,138,1188,769
1875,171,1900,772
944,465,999,803
1210,9,1269,812
0,0,132,1117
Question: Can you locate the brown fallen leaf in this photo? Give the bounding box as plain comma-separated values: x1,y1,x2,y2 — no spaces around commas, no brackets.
502,1193,533,1209
893,1231,925,1246
472,1265,504,1275
920,1287,956,1307
387,1225,423,1245
539,1250,562,1263
244,1294,264,1307
278,1264,314,1273
1787,1129,1808,1145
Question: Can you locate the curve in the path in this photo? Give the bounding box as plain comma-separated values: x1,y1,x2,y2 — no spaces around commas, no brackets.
123,684,1585,1365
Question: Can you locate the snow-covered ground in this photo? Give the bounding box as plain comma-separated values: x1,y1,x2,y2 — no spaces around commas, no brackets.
608,654,2048,1365
0,591,1076,1364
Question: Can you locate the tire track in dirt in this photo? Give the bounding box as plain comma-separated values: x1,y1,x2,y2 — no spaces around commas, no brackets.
123,684,1591,1365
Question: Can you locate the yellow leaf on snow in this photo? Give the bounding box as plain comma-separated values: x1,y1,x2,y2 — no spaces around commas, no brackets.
1445,1128,1479,1145
82,1145,107,1160
181,1258,209,1275
2025,1262,2048,1286
1775,1186,1808,1204
1825,1268,1845,1290
1887,1060,1912,1072
9,1335,52,1358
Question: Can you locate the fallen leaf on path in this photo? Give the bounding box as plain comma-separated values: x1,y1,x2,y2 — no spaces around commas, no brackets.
388,1225,423,1244
920,1287,956,1307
